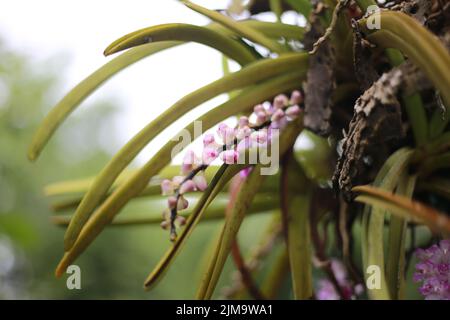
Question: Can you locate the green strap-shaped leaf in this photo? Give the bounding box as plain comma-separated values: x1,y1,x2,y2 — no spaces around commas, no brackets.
63,54,308,250
226,20,305,40
52,193,277,226
183,1,288,53
355,185,450,235
49,172,279,213
197,166,266,300
285,0,312,17
386,174,416,300
270,0,283,21
104,23,257,64
360,147,413,300
280,153,312,300
54,71,306,277
45,165,188,197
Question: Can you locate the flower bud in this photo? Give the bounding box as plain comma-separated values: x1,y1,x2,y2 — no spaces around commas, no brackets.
273,94,288,109
217,123,236,144
290,90,303,105
253,104,265,114
175,215,186,227
255,112,267,126
285,105,301,119
160,220,170,230
167,196,178,209
177,196,189,210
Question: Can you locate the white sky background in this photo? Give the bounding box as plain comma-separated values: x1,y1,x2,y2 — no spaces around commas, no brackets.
0,0,300,166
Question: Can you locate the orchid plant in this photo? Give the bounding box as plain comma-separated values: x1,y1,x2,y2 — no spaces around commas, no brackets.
29,0,450,299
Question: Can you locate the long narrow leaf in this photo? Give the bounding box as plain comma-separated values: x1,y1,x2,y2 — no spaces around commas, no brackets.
183,1,287,53
52,193,277,226
386,174,416,299
354,185,450,234
197,165,266,299
361,148,413,300
104,23,257,65
280,153,312,300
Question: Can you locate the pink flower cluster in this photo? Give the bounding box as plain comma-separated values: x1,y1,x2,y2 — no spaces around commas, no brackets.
414,239,450,300
316,260,363,300
159,91,303,239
